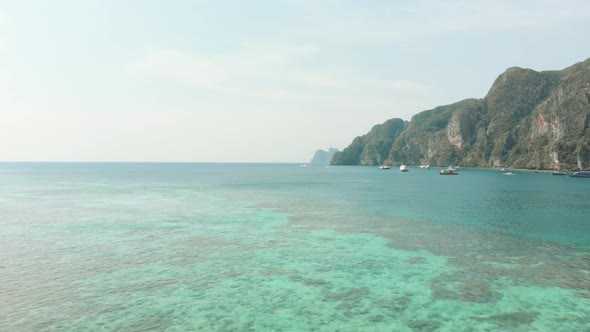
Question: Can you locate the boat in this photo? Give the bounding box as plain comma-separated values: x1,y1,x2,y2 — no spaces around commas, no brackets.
419,164,430,169
447,165,460,172
571,171,590,178
552,171,566,176
439,169,458,175
379,165,390,170
400,165,409,172
500,168,510,173
503,172,516,176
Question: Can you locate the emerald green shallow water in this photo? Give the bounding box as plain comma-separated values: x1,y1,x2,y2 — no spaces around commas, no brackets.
1,163,590,331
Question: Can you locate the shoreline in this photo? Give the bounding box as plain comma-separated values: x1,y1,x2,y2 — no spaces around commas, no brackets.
330,164,585,173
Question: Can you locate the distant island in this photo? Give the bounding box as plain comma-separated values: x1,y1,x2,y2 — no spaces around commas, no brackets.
310,148,339,164
332,58,590,171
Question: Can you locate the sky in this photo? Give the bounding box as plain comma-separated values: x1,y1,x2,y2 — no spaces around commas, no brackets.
1,0,589,162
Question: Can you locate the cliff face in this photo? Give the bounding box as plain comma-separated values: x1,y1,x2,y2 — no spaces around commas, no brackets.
310,148,339,164
331,118,405,165
332,58,590,170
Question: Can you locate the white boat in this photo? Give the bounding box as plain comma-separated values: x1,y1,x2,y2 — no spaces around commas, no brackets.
503,172,516,176
419,164,430,169
379,165,390,170
400,165,409,172
447,165,459,172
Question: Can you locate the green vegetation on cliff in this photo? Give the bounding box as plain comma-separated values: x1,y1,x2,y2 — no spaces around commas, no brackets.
332,58,590,170
331,118,405,165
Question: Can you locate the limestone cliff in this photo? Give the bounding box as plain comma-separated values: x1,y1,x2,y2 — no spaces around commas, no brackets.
310,148,339,164
331,118,406,165
332,58,590,170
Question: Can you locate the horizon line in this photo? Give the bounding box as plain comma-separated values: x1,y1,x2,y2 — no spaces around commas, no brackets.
0,160,312,164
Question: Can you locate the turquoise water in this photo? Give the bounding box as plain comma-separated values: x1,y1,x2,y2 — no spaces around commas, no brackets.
1,163,590,331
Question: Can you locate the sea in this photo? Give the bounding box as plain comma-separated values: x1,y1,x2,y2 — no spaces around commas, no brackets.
1,162,590,331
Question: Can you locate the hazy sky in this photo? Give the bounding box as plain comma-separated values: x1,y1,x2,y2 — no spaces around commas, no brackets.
1,0,589,162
